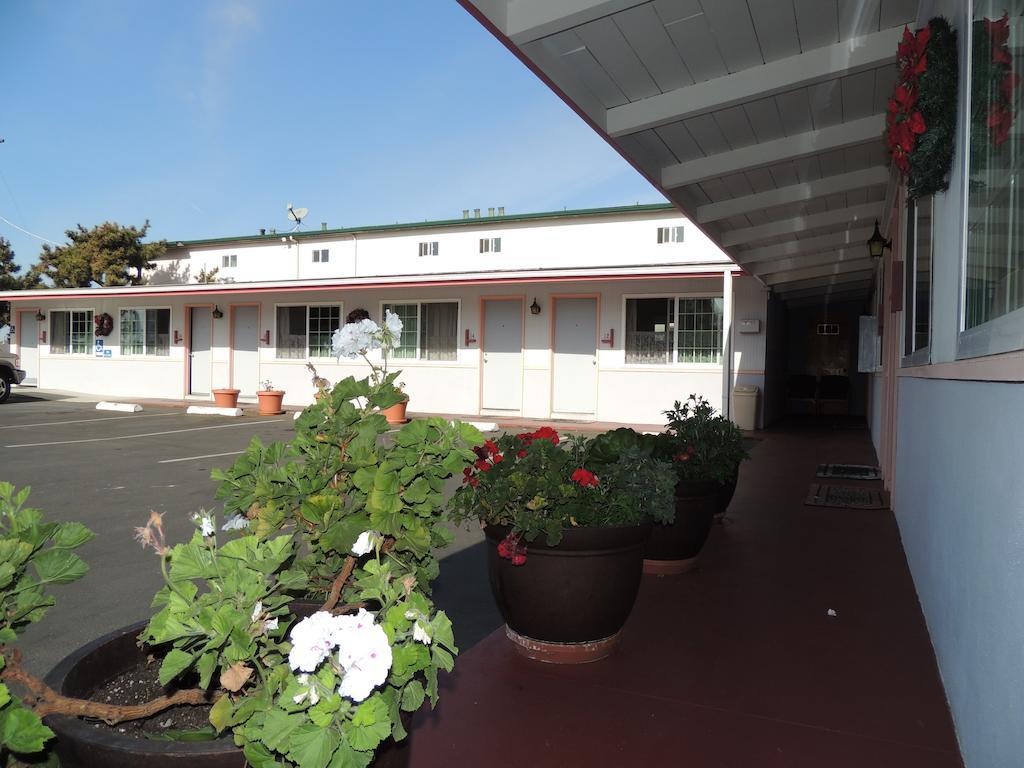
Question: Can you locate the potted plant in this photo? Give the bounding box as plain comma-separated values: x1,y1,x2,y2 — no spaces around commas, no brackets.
644,395,749,574
450,427,675,663
256,379,285,415
9,310,481,767
381,381,409,425
211,388,241,408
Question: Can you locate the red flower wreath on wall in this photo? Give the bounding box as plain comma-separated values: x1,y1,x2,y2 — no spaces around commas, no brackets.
886,25,932,174
982,13,1019,147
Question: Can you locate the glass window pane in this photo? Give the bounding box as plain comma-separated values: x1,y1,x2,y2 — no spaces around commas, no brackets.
420,302,458,361
50,312,69,355
71,311,93,355
148,308,170,356
625,298,672,364
966,4,1024,328
384,303,418,358
308,306,340,358
677,297,722,364
120,309,144,355
276,306,307,359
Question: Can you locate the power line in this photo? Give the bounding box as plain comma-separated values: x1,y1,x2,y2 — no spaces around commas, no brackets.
0,212,60,246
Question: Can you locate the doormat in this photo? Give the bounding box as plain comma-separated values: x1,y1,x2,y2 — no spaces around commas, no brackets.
816,464,881,480
805,484,888,510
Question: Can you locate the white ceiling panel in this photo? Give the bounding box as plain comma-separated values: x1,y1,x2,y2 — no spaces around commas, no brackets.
879,0,920,29
575,17,661,102
841,69,879,120
744,96,787,143
838,0,882,40
747,0,802,62
775,88,815,135
767,162,801,188
808,79,844,128
713,105,758,149
794,0,840,51
540,31,630,107
657,1,730,83
791,155,823,182
612,4,695,92
684,113,732,155
873,63,897,112
720,171,755,199
616,129,677,172
816,148,849,177
696,177,733,203
744,166,779,193
701,0,765,73
654,122,704,162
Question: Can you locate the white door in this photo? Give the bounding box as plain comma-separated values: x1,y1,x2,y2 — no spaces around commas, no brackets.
189,307,212,396
231,306,259,398
16,313,38,385
481,299,523,414
553,298,598,416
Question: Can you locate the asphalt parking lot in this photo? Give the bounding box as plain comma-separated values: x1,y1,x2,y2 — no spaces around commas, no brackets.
0,390,499,676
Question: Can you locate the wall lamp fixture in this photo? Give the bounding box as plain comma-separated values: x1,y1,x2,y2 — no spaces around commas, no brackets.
212,305,224,319
530,298,541,315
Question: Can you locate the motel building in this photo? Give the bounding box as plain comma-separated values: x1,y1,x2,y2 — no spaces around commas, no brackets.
0,204,774,426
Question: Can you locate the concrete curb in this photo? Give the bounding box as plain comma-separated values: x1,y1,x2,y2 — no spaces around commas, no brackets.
185,405,244,417
96,402,142,413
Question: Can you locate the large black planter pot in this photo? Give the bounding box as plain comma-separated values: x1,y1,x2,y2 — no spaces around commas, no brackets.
45,608,412,768
485,522,650,664
643,479,718,575
716,464,741,517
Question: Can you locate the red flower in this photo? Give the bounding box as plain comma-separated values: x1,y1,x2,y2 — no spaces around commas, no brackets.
511,553,527,566
463,467,472,476
908,111,926,134
531,426,560,444
498,533,527,565
483,439,499,456
474,458,492,472
988,103,1013,145
1001,72,1020,101
493,453,504,464
517,449,528,459
468,477,478,487
571,468,599,487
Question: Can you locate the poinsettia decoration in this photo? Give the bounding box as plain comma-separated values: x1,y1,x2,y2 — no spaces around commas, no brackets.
972,12,1020,164
885,18,958,199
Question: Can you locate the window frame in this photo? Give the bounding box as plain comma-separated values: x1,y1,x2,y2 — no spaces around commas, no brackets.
48,309,95,356
221,254,238,268
377,299,461,363
119,306,172,357
273,303,344,360
902,197,933,367
957,5,1024,359
621,292,725,367
312,248,330,263
417,241,439,257
479,237,502,253
656,226,685,244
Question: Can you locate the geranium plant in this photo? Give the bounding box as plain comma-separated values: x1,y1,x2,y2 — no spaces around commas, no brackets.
449,426,675,563
658,395,748,485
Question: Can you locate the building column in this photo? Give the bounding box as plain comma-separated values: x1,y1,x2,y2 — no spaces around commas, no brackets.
721,268,733,419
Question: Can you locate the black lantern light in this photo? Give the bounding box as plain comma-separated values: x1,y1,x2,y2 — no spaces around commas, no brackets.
530,298,541,315
866,220,891,259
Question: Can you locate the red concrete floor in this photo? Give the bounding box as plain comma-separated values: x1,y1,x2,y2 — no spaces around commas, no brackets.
410,419,963,768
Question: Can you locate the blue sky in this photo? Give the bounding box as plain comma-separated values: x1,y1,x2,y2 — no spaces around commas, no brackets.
0,0,664,271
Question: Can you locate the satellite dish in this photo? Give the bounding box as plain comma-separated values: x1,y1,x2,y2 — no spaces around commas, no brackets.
286,203,309,230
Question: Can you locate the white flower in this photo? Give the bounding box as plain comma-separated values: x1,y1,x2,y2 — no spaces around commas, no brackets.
264,618,279,632
412,620,432,645
0,325,10,344
351,530,381,556
193,513,215,537
221,514,250,531
288,611,344,673
334,609,392,702
251,601,263,623
331,318,381,360
292,673,320,706
383,310,403,340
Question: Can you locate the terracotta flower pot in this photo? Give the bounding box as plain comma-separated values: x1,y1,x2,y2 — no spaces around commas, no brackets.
211,388,240,408
256,389,285,415
44,609,413,768
382,398,409,425
643,479,718,575
485,522,650,663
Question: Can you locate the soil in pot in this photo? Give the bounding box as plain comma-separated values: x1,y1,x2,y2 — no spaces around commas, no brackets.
485,522,649,663
643,479,718,575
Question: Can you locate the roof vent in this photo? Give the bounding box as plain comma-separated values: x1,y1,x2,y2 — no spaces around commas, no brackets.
498,206,505,216
321,222,327,231
473,208,481,218
488,207,495,217
259,228,266,236
462,209,470,219
269,228,277,235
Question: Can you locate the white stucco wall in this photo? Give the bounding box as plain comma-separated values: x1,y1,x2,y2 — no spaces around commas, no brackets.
13,274,764,427
895,377,1024,768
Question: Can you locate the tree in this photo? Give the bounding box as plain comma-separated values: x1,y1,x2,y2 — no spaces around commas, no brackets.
30,221,166,287
195,265,220,284
0,237,38,325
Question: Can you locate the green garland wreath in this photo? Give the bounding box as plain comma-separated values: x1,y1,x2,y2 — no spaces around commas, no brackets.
886,17,959,200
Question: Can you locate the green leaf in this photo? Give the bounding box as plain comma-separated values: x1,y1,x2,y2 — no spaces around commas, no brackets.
209,694,232,733
197,651,218,690
243,740,280,768
168,542,216,582
261,708,303,752
31,549,88,585
400,681,425,712
0,704,54,755
288,725,340,768
158,649,193,686
402,477,431,504
328,740,374,768
457,420,485,446
145,726,218,742
53,521,95,549
320,515,371,555
347,695,391,751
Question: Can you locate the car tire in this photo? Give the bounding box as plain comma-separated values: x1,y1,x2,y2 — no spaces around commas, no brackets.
0,376,11,404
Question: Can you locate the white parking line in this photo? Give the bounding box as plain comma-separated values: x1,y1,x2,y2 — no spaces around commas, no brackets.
4,419,286,448
159,450,244,464
0,412,181,430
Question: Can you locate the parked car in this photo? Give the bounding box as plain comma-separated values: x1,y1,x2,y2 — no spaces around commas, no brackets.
0,349,26,403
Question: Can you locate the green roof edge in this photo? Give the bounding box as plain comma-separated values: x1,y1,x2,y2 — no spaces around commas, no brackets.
168,202,677,248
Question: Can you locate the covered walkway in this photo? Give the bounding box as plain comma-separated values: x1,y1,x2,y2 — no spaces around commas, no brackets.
412,420,962,767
